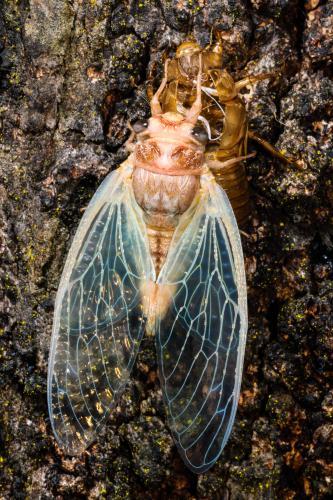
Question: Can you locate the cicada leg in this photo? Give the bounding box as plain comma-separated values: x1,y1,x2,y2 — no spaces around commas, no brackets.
248,131,303,168
124,121,136,152
208,70,280,101
151,59,170,116
233,73,303,167
146,81,154,103
235,72,278,92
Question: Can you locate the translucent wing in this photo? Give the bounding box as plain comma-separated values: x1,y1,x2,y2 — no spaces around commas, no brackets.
47,161,154,454
156,172,247,473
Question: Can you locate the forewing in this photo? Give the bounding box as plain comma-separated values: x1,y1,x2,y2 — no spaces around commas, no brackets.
156,174,247,473
48,162,154,454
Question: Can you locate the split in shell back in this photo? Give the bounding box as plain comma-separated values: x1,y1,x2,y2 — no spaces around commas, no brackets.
47,161,247,472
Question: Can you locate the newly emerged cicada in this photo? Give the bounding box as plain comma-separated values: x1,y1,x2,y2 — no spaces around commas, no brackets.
47,57,247,473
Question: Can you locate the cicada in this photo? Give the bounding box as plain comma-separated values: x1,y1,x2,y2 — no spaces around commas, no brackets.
47,57,247,474
160,36,301,226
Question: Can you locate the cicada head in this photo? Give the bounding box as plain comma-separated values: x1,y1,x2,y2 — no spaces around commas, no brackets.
175,36,223,80
175,40,201,59
133,58,207,176
175,40,201,79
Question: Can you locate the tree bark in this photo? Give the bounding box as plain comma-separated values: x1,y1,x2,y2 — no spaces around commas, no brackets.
0,0,332,498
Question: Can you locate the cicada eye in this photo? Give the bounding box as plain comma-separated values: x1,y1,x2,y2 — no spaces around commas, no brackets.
192,124,208,145
132,120,149,134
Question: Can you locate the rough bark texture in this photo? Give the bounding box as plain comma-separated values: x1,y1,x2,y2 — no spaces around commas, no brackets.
0,0,332,498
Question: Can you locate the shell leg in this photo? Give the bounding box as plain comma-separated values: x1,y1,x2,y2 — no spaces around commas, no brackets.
248,131,303,168
235,72,277,92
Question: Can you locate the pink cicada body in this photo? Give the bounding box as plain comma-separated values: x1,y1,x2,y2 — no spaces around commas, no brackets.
47,59,247,473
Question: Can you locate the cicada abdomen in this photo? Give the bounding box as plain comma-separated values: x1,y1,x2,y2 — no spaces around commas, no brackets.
160,37,300,226
48,57,247,473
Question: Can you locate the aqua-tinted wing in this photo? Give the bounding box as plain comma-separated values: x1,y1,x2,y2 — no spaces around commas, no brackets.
47,162,154,454
156,172,247,473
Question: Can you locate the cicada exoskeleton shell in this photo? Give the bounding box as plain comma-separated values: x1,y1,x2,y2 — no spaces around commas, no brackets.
160,37,301,226
159,39,251,226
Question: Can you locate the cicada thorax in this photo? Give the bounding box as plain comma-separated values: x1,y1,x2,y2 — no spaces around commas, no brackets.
160,40,251,226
